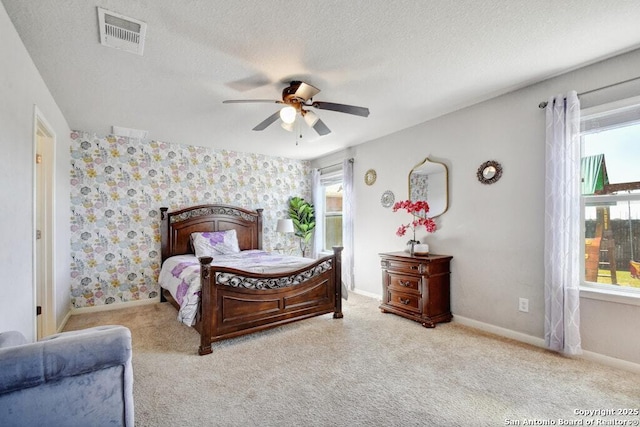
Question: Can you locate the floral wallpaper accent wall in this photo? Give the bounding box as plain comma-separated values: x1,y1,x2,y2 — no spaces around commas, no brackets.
70,131,310,309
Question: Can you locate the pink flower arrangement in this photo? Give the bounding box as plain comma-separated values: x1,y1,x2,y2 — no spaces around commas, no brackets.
392,200,436,242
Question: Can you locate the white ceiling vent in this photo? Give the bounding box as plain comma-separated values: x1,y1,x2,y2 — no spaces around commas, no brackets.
98,7,147,56
112,126,149,139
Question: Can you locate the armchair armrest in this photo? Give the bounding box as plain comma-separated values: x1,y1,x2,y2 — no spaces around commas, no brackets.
0,325,132,394
0,325,134,427
0,331,28,349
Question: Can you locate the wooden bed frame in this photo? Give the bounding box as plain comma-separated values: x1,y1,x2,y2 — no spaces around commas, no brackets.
160,204,343,355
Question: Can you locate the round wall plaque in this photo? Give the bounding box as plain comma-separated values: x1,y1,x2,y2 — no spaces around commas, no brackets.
381,190,395,208
364,169,377,186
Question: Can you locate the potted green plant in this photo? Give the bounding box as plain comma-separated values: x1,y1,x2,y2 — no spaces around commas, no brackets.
288,196,316,257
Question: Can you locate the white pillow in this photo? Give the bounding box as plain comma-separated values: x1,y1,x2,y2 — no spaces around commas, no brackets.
191,230,240,257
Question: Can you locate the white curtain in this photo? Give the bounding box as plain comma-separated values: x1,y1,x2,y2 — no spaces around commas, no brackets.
342,159,355,290
311,168,323,259
544,91,582,355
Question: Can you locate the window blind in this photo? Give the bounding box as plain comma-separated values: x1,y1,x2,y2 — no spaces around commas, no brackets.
320,168,342,186
581,103,640,135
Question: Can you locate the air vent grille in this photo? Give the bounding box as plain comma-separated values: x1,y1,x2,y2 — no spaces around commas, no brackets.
98,8,146,56
112,126,149,139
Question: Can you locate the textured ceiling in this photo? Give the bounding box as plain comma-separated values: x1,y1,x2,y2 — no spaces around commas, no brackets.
4,1,640,160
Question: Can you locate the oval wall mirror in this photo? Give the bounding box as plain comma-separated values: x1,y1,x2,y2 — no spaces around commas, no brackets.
408,157,449,218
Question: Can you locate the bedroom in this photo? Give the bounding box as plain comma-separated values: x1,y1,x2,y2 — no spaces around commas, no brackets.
1,1,639,424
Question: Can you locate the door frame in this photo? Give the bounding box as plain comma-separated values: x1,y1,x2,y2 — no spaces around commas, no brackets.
33,105,56,339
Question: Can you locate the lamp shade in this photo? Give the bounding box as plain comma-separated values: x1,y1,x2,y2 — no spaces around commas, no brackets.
281,121,294,132
303,110,319,127
276,219,294,233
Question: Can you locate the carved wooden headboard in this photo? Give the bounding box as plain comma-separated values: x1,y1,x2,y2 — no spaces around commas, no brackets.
160,204,263,263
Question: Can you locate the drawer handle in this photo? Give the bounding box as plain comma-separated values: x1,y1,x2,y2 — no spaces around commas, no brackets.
399,280,411,287
399,298,410,305
410,265,419,270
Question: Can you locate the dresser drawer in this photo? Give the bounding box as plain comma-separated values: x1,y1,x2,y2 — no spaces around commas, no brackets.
386,290,421,314
388,273,421,294
381,258,427,275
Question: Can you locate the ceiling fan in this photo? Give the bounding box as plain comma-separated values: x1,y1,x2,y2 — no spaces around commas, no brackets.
223,81,370,136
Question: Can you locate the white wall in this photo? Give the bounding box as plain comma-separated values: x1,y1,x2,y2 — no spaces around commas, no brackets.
0,3,71,340
314,48,640,366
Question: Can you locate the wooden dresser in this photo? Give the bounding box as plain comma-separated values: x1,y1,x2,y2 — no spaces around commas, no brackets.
379,252,453,327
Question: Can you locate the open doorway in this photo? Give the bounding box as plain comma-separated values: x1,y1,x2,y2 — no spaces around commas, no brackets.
34,107,55,339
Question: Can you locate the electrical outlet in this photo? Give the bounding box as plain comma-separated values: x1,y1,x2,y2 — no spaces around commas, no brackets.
518,298,529,313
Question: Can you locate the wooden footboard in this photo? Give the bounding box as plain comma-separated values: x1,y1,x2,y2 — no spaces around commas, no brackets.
197,247,343,355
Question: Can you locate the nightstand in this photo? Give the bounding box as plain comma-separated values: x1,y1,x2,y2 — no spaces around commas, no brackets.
379,252,453,327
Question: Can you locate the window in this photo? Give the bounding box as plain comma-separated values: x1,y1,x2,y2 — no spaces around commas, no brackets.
317,168,343,253
322,181,343,252
581,97,640,297
323,182,343,251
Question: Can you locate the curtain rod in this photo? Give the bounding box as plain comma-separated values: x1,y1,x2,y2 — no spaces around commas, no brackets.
538,75,640,109
318,158,354,171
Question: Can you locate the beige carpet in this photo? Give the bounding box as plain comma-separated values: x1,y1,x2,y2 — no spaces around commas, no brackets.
64,293,640,427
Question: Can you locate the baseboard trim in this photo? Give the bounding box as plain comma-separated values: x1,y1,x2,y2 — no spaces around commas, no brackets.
71,297,160,315
57,309,72,333
453,315,546,348
350,289,382,301
578,349,640,374
453,315,640,374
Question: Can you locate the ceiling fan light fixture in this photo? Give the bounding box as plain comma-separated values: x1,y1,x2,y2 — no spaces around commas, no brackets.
279,106,297,124
303,110,319,127
223,81,369,136
281,121,294,132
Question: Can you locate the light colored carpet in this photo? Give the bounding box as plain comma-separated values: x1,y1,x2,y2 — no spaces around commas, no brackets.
64,293,640,427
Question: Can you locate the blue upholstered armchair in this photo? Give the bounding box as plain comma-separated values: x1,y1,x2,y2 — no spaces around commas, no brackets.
0,325,134,427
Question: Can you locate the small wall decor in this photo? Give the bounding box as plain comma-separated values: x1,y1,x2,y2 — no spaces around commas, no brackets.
380,190,395,208
477,160,503,185
364,169,377,186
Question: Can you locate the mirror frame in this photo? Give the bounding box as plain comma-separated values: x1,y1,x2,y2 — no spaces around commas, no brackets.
476,160,503,185
408,157,449,218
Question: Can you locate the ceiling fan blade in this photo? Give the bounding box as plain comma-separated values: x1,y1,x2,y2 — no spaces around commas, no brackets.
311,101,370,117
225,74,272,92
294,82,321,101
252,111,281,131
223,99,281,104
312,118,331,136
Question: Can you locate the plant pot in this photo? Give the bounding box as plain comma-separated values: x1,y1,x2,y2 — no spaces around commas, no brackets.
404,240,420,255
413,243,429,256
